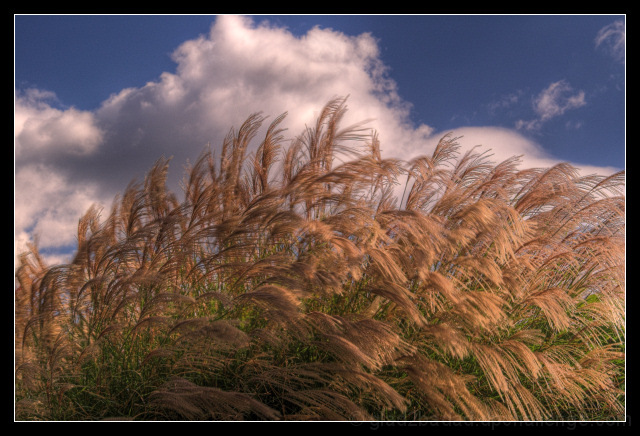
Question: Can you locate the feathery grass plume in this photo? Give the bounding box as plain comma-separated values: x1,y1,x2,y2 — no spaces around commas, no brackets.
148,377,281,420
16,97,624,421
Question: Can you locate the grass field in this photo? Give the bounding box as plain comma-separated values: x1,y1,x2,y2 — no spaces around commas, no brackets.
15,98,625,421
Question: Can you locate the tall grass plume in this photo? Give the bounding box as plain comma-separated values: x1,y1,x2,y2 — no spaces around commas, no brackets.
15,97,625,421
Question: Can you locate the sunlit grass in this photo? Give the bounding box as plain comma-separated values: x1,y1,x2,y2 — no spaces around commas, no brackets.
15,97,624,421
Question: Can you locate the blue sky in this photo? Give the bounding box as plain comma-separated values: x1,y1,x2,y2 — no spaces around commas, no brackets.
14,14,625,264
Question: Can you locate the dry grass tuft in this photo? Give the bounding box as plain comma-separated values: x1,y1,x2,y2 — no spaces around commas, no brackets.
15,97,624,421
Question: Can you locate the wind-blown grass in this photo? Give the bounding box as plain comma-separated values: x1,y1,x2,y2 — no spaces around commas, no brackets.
15,97,625,421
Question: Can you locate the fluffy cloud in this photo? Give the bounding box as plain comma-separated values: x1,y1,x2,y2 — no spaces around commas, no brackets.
15,15,618,266
15,89,104,161
14,163,107,265
534,81,586,121
595,20,625,64
516,80,586,131
91,16,433,173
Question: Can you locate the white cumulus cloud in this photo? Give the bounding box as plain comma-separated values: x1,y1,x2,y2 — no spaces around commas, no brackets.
14,163,107,266
92,15,433,164
15,89,104,160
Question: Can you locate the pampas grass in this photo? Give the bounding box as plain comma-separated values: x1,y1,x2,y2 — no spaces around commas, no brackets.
15,97,625,421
